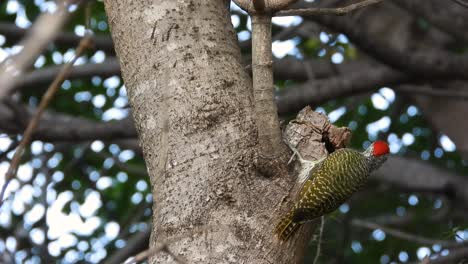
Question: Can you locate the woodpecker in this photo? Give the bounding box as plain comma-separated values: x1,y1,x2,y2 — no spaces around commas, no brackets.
274,141,390,241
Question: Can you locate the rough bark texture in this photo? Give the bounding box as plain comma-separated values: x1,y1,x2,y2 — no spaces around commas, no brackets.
104,1,347,263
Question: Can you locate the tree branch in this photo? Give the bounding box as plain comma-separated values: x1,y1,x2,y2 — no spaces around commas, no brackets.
0,22,115,53
352,218,467,248
276,0,384,16
0,0,81,98
0,35,93,207
302,4,468,79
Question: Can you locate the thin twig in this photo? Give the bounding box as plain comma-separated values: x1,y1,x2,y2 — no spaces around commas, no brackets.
352,219,468,248
0,35,93,207
313,216,325,264
275,0,384,16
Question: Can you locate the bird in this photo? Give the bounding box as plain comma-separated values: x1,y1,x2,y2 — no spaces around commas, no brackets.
274,141,390,241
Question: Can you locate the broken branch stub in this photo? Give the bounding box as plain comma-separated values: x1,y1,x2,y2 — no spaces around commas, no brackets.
283,106,351,162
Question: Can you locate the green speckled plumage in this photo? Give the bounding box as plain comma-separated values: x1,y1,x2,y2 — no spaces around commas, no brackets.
274,148,372,241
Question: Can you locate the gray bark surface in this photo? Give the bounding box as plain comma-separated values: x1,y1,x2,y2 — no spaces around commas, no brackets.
103,1,346,263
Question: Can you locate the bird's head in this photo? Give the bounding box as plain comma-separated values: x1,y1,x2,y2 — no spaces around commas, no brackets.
363,140,390,171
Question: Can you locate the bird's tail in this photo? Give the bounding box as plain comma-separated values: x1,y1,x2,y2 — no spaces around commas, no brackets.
274,211,301,241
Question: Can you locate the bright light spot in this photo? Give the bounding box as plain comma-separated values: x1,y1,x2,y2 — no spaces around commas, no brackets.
74,25,86,37
0,48,8,62
104,76,120,89
371,93,389,110
441,249,449,256
320,32,329,43
34,55,46,68
408,195,419,206
25,204,45,225
91,50,106,64
91,140,105,152
379,87,395,103
131,192,143,204
119,150,135,162
432,244,441,252
401,133,415,146
272,16,302,27
105,222,120,240
455,230,468,242
48,153,63,168
58,233,77,248
92,94,106,108
6,236,17,252
315,107,326,114
439,135,456,152
328,107,346,122
366,116,391,138
96,177,113,190
52,171,64,182
6,0,20,14
41,1,57,12
79,191,102,218
74,91,92,102
114,96,128,108
77,241,89,252
399,251,409,262
247,17,252,31
237,30,250,41
102,108,129,121
30,228,45,244
434,148,444,158
230,1,247,14
15,8,32,28
417,247,431,260
231,15,240,28
52,51,63,64
331,53,344,64
351,241,362,253
0,35,5,46
136,180,148,192
337,34,349,43
0,135,12,152
92,76,102,86
17,164,33,182
372,229,386,241
117,172,128,183
434,199,443,209
48,240,61,256
407,105,418,116
272,40,297,58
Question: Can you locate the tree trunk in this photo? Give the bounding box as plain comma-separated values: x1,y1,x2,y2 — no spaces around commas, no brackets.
103,1,319,263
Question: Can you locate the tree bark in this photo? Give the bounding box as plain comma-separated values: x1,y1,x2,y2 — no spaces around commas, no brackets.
103,1,294,263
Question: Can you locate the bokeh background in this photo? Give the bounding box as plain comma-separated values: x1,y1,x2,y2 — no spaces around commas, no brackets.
0,0,467,263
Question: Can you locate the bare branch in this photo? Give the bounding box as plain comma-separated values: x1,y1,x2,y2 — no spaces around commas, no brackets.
276,0,384,16
0,0,81,98
451,0,468,8
352,218,467,248
0,22,114,53
0,35,93,207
